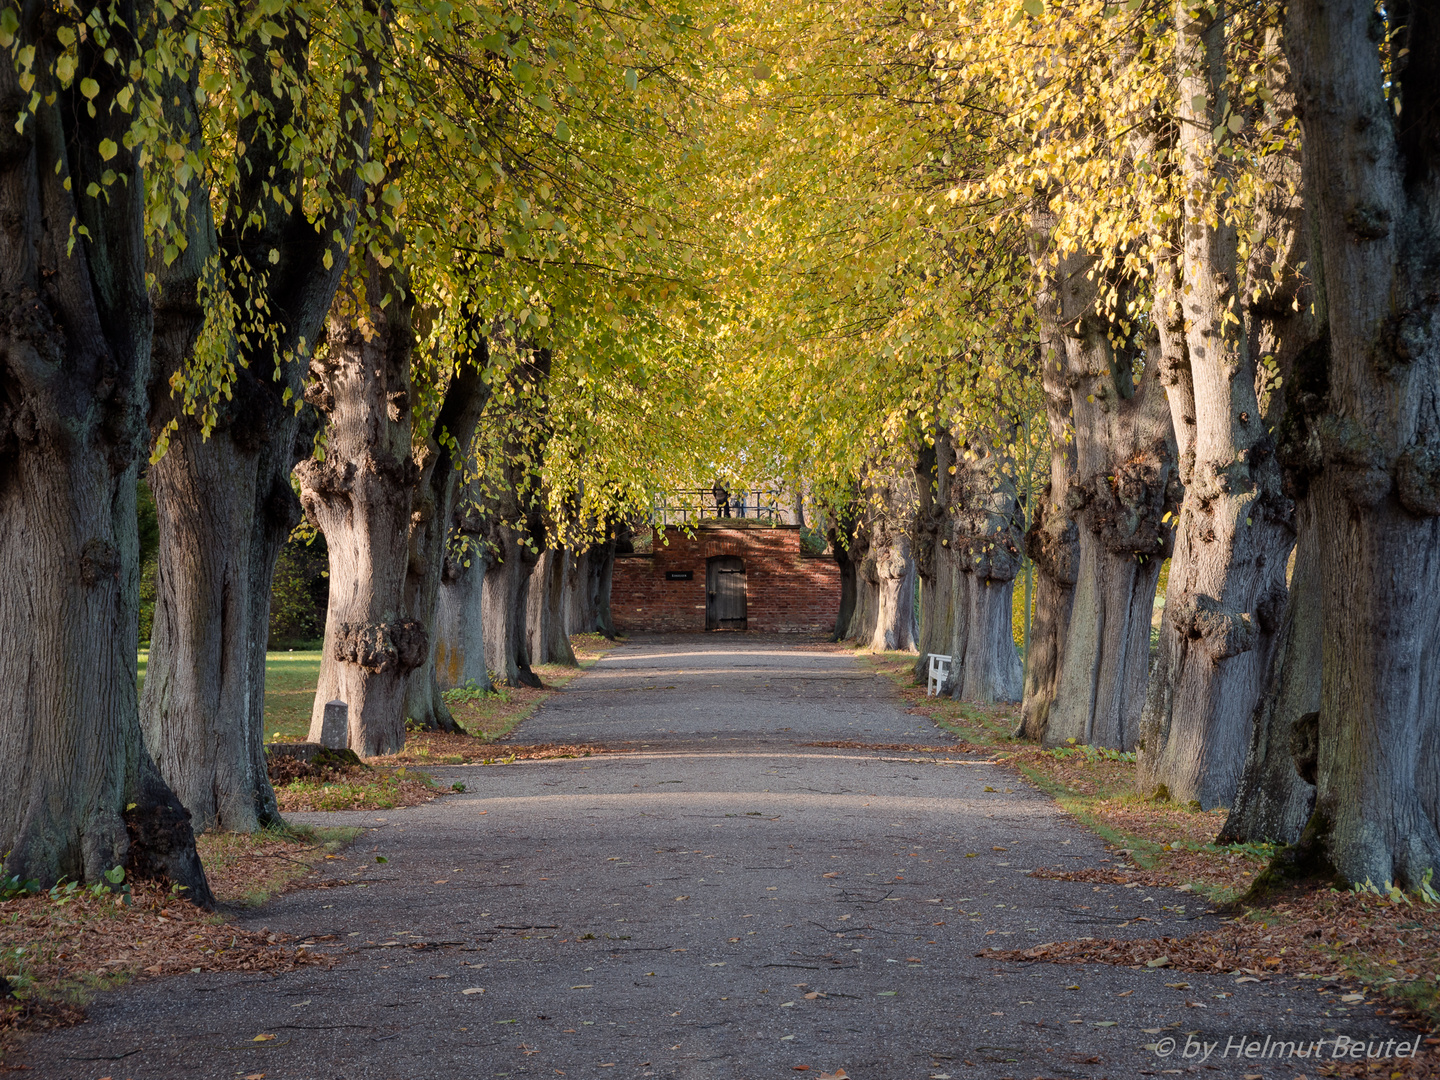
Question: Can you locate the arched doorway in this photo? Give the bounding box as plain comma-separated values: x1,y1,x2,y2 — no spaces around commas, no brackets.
706,555,747,630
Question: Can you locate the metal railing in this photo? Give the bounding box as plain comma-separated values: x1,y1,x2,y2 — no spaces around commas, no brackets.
650,487,787,528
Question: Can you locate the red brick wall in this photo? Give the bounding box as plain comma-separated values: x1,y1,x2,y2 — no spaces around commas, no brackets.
611,525,839,634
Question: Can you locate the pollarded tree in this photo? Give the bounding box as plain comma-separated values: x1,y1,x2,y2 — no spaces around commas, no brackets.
0,0,211,897
1136,1,1298,810
1260,0,1440,889
298,251,428,757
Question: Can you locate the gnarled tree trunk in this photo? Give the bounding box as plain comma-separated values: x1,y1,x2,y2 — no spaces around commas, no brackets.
1017,209,1079,739
0,10,211,899
140,9,375,831
298,258,424,757
1136,4,1294,809
1267,0,1440,888
1044,262,1179,750
947,436,1025,703
402,359,490,731
853,476,917,653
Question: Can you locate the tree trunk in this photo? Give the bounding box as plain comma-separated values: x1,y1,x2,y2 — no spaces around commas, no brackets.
479,347,551,685
1136,3,1295,809
1219,499,1320,844
297,258,424,757
528,548,578,666
402,359,490,731
1269,0,1440,888
433,497,492,693
483,526,541,687
589,529,619,638
947,437,1025,702
564,547,591,634
844,511,878,643
140,10,375,830
1043,264,1180,750
828,501,860,641
0,10,212,899
865,478,919,653
913,433,957,679
1016,209,1079,740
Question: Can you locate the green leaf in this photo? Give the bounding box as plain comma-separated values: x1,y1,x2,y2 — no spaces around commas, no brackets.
98,138,117,161
1022,0,1043,15
79,77,100,100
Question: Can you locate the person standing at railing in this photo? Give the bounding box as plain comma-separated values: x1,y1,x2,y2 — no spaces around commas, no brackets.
712,482,730,518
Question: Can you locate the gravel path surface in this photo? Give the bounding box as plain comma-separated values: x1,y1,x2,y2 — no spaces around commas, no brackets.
22,635,1399,1079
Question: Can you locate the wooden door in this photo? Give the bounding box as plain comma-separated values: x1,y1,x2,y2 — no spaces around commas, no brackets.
706,556,747,630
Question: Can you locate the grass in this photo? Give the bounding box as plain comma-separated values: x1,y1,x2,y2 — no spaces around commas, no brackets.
858,647,1440,1032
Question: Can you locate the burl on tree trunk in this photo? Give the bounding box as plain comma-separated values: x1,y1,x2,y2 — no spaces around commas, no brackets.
297,257,426,757
0,9,211,900
1267,0,1440,888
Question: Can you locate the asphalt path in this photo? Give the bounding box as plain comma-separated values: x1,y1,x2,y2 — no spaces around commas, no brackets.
22,635,1399,1079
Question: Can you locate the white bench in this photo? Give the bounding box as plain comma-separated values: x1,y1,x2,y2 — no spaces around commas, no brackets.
926,653,952,697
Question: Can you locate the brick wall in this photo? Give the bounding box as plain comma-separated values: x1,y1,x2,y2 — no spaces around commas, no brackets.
611,525,840,634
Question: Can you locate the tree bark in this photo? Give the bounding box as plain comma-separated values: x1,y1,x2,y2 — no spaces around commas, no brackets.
528,547,578,666
865,477,919,653
402,358,490,731
1136,2,1295,809
589,528,619,638
479,347,551,686
1043,263,1180,750
1016,210,1080,740
140,6,375,831
828,500,860,641
947,436,1025,702
298,258,425,757
0,5,211,899
1217,37,1327,842
1269,0,1440,887
433,495,493,693
913,433,957,679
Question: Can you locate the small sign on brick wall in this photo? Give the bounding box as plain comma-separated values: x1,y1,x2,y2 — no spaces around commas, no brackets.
665,570,694,580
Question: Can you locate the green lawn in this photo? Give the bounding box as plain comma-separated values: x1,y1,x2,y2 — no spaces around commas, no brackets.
138,649,323,743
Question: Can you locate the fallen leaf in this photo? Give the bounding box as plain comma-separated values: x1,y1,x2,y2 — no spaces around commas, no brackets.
1093,1020,1117,1027
571,985,594,989
245,1075,266,1079
674,896,689,902
462,988,485,995
991,846,1007,852
1234,976,1261,984
793,1068,810,1073
1340,993,1365,1003
253,1034,275,1042
876,991,896,996
1145,956,1171,968
822,871,839,878
818,1070,849,1080
983,786,995,792
1165,982,1191,990
906,957,922,963
804,992,822,1000
1116,990,1133,997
